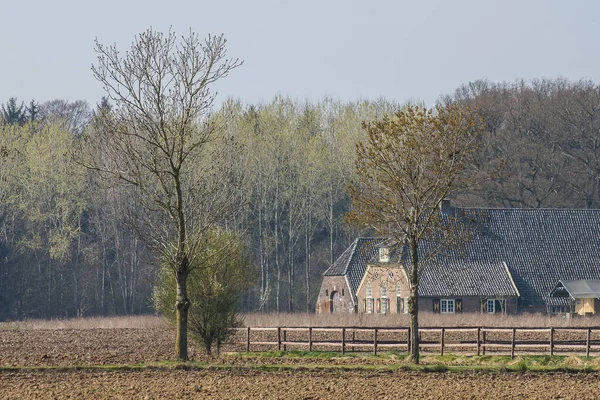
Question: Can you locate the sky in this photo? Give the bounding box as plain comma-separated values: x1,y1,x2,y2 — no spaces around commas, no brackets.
2,0,599,108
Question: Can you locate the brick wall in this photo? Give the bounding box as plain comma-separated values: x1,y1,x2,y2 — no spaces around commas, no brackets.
316,275,354,314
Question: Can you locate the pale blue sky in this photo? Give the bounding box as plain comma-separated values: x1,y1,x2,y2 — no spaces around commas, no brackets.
2,0,599,107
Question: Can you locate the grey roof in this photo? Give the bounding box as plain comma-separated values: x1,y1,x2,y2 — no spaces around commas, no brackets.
558,280,600,299
418,260,519,297
446,208,600,307
323,238,385,297
324,207,600,307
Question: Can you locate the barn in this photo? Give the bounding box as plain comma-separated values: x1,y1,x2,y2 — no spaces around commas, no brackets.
317,204,600,315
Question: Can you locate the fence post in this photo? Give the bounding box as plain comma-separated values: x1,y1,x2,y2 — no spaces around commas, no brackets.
549,327,554,356
407,327,411,354
342,328,346,354
277,327,281,351
482,330,486,356
586,328,591,357
352,329,356,352
283,329,287,352
440,328,445,356
476,327,481,356
308,327,313,352
511,328,516,359
246,327,251,353
374,328,378,356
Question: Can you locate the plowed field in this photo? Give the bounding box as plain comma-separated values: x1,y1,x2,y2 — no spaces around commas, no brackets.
1,369,600,399
2,324,600,398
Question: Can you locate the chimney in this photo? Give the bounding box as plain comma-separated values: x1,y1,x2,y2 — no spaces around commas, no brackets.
440,199,451,214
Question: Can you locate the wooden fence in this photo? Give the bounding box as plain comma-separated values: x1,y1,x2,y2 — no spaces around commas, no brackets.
234,326,600,358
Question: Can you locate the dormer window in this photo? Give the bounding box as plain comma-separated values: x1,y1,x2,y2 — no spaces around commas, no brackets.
379,247,390,262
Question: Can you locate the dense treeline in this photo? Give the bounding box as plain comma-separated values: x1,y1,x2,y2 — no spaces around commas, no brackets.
1,78,599,319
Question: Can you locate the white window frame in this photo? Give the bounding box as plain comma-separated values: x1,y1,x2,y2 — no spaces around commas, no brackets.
380,286,388,314
367,298,374,314
379,247,390,262
486,299,495,314
366,281,372,298
440,299,455,314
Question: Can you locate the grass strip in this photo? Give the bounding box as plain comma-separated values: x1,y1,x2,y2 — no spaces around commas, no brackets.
0,359,598,374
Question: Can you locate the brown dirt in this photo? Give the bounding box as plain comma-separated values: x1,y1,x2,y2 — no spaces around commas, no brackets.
1,369,600,399
3,324,600,398
0,328,184,367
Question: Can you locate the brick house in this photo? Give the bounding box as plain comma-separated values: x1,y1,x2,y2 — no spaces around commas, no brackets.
317,204,600,315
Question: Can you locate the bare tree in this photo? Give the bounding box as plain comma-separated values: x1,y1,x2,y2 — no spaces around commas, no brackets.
346,104,484,363
82,28,242,360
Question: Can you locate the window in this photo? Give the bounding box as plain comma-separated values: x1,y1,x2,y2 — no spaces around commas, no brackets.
366,281,372,298
379,247,390,262
342,288,344,296
380,286,388,314
440,299,455,314
396,283,401,298
486,299,495,314
551,305,569,314
397,297,404,314
367,298,374,314
405,297,409,313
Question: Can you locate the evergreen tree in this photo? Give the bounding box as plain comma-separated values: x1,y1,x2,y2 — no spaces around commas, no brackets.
1,98,27,125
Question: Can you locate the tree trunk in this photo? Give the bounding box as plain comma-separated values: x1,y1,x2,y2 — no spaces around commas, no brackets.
409,239,420,364
175,270,190,361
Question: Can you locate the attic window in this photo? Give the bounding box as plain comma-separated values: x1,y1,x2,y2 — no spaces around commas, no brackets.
379,247,390,262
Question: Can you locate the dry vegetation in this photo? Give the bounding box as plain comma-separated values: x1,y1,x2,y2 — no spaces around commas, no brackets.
3,312,597,332
242,312,600,328
0,315,164,330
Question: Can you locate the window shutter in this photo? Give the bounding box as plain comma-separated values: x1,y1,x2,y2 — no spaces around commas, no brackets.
481,299,486,313
433,298,440,313
456,299,463,313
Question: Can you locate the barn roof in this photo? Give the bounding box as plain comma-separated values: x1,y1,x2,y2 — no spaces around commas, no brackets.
553,280,600,299
323,237,385,297
323,207,600,307
418,260,519,297
449,208,600,307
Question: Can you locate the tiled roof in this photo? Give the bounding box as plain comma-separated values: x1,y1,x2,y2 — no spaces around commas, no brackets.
418,260,518,297
324,208,600,308
453,208,600,307
323,238,385,297
419,208,600,307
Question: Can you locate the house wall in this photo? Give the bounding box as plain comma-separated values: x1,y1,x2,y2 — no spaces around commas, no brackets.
420,296,518,315
576,298,596,315
316,275,354,314
355,265,410,314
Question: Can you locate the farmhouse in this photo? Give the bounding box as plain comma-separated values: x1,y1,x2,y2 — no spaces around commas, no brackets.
317,204,600,316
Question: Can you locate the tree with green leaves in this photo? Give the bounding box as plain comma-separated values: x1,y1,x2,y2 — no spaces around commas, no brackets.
82,27,242,360
154,229,253,355
346,104,484,364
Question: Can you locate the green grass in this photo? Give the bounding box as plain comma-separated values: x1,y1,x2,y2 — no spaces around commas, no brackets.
1,353,599,375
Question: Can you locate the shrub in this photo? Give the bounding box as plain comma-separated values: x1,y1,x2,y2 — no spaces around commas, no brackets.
154,229,254,355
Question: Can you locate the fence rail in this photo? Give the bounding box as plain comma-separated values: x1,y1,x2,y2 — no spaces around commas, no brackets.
233,326,600,358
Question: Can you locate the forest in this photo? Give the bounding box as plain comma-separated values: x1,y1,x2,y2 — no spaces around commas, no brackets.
0,77,599,320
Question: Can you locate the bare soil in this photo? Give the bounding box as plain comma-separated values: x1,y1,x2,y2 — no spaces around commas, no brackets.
1,369,600,399
2,321,600,398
